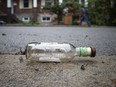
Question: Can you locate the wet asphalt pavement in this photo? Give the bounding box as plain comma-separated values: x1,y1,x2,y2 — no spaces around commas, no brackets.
0,26,116,56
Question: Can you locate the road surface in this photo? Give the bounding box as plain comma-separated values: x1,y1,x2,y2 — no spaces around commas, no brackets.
0,26,116,87
0,26,116,55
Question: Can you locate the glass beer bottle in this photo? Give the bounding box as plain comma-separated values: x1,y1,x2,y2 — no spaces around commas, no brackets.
25,42,96,62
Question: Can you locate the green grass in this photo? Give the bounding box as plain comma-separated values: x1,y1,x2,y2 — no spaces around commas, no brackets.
23,21,40,26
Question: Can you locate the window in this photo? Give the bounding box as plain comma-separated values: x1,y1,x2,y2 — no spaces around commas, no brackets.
22,17,30,22
47,17,50,21
41,16,51,22
43,17,46,21
42,17,50,21
19,0,32,9
45,0,52,7
24,0,29,8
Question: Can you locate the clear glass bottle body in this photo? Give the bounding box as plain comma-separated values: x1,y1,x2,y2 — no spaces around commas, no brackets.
25,42,96,62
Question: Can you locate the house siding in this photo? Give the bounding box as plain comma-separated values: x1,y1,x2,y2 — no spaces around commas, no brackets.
0,0,54,22
14,0,41,22
0,0,7,14
15,0,33,13
15,0,41,13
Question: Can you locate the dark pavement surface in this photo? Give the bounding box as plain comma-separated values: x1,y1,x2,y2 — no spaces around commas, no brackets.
0,26,116,55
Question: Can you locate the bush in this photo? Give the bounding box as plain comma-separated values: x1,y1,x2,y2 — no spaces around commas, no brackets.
23,21,40,26
88,0,116,26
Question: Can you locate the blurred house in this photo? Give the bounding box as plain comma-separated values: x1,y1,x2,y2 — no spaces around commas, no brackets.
0,0,57,23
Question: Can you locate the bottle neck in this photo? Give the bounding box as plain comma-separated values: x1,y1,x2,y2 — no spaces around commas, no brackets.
75,47,92,57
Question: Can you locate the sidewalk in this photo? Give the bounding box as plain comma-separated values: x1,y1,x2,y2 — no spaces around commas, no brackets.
0,55,116,87
1,23,115,28
4,23,76,27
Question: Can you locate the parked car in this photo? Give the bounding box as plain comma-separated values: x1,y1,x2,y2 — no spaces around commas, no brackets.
0,19,6,25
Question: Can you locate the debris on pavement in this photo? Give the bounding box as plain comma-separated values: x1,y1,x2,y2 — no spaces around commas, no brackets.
112,79,116,87
2,33,6,36
81,65,85,70
19,56,23,63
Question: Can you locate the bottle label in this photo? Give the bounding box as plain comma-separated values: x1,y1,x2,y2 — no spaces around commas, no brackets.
76,47,91,57
80,47,91,56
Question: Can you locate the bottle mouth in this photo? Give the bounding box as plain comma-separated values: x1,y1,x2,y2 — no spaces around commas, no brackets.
91,47,96,57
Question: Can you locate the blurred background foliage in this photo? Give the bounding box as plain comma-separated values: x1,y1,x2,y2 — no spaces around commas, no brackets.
51,0,116,26
88,0,116,26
